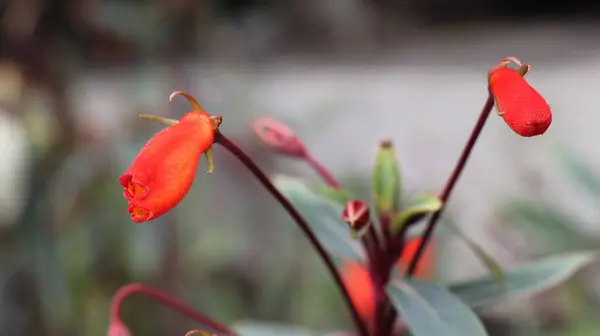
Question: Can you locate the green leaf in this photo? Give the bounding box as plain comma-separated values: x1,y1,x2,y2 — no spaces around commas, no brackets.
449,251,599,308
500,200,598,252
311,187,353,205
387,279,488,336
274,176,366,262
390,194,442,233
372,141,401,214
441,218,504,285
407,217,454,238
231,320,318,336
556,145,600,199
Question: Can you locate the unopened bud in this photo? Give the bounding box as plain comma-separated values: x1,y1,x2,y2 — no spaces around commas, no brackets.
488,57,550,137
341,199,371,238
252,118,307,158
372,140,401,214
107,320,132,336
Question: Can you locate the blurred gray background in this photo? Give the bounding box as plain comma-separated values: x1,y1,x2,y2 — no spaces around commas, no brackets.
2,0,600,335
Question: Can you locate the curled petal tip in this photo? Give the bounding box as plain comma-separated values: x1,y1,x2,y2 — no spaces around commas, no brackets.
499,56,523,67
489,56,529,77
169,91,204,112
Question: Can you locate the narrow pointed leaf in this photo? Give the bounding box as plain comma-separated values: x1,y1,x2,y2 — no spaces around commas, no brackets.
449,251,599,308
441,218,504,285
390,194,442,232
500,200,598,251
274,176,366,262
557,145,600,199
387,279,488,336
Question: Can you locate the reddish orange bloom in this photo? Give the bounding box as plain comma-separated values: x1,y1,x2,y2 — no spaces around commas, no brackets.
342,237,435,321
489,66,552,137
119,111,216,223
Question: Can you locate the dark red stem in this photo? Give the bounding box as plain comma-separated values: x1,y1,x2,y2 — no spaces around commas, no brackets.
374,220,411,336
407,95,494,276
379,214,392,249
214,132,369,336
305,154,342,189
109,283,236,335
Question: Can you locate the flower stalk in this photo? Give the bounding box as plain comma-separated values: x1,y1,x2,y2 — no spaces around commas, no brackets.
305,154,342,189
108,283,236,335
406,95,494,277
407,56,536,277
214,132,369,336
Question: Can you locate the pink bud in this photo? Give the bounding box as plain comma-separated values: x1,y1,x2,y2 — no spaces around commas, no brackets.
252,118,307,158
107,320,132,336
341,199,370,233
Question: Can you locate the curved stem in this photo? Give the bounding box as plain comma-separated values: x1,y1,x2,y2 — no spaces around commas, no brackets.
215,132,369,336
305,154,342,189
109,283,236,335
406,95,494,276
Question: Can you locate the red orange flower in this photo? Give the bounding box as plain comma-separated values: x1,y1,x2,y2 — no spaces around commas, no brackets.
489,66,552,137
119,110,217,223
342,237,435,321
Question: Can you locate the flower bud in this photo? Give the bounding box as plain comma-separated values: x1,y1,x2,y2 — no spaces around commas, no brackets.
120,91,220,223
252,118,307,158
341,199,371,237
372,140,401,214
107,320,132,336
489,63,552,137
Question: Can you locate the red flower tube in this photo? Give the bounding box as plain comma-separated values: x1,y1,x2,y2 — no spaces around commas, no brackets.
489,66,552,137
342,237,435,321
119,110,216,223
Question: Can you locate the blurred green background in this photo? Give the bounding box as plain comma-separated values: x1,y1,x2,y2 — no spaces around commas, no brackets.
2,0,600,335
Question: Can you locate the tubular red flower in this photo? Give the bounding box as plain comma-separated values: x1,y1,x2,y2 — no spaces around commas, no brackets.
119,111,215,223
342,237,435,321
489,67,552,137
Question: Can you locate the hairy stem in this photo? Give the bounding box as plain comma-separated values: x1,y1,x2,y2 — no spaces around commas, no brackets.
109,283,236,335
215,132,369,336
407,95,494,276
